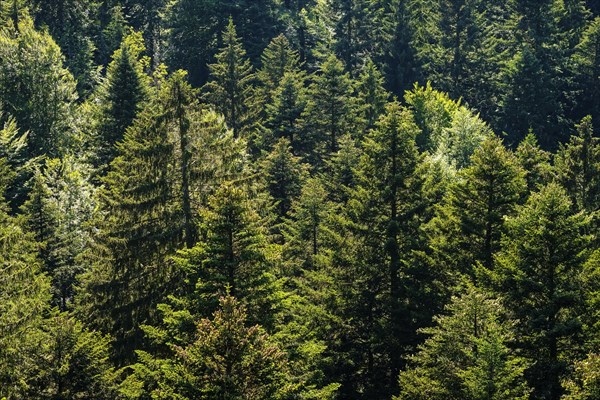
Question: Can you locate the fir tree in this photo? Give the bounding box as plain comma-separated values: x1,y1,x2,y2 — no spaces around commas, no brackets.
262,137,307,223
262,70,308,154
555,116,600,212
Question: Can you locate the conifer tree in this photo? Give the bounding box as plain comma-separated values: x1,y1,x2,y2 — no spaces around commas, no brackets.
396,285,530,400
263,70,307,153
355,58,388,136
0,15,77,160
22,158,94,310
257,34,302,101
0,193,50,398
121,295,291,400
203,18,256,138
340,101,431,397
427,136,525,278
515,131,553,191
555,116,600,212
262,138,307,223
572,17,600,132
28,313,116,399
495,182,591,400
302,53,354,158
91,31,150,177
76,101,179,364
32,0,99,94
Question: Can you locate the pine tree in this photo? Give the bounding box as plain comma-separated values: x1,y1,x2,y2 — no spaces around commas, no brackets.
203,18,256,139
396,285,530,400
495,182,591,400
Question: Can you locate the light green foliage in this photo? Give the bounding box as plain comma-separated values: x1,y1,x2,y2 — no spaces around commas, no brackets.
563,353,600,399
122,295,291,400
0,15,77,159
515,131,553,190
0,198,50,399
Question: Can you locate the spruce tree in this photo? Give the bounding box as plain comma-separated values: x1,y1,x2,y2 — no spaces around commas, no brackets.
427,135,525,278
203,18,256,139
121,295,291,400
495,182,591,400
355,58,388,136
257,33,302,102
572,17,600,133
555,116,600,212
396,285,530,400
515,131,553,191
91,31,149,177
262,70,308,153
76,101,179,364
302,53,354,158
32,0,99,94
262,137,307,223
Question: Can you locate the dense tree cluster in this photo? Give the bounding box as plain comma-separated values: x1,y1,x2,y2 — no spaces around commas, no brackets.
1,1,600,399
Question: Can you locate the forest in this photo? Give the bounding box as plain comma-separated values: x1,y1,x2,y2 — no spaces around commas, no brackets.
0,0,600,399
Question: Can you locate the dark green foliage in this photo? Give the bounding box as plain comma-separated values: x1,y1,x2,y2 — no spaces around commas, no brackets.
427,135,526,279
203,18,256,139
302,53,354,159
91,31,149,177
3,3,600,399
555,116,600,212
396,285,530,400
32,0,99,94
262,137,307,222
495,182,591,399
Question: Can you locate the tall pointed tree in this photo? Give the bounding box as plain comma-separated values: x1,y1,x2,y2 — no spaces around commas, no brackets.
203,18,256,139
302,53,354,158
495,182,591,400
91,31,150,177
